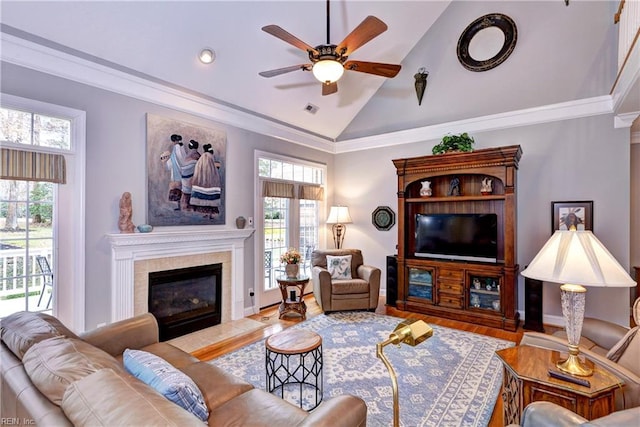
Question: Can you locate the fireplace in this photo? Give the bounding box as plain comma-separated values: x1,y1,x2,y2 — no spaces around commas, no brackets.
148,263,222,341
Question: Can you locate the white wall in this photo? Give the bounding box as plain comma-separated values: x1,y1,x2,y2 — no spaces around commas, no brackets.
335,114,632,326
1,62,334,330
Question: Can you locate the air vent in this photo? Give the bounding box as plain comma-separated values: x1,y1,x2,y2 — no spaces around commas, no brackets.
304,103,319,114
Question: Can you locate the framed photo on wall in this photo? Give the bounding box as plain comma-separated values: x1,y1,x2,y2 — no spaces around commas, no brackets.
551,201,593,233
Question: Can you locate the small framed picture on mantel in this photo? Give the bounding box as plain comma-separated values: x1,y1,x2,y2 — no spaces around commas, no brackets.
551,201,593,233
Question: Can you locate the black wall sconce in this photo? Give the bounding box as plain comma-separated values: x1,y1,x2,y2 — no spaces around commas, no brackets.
414,68,429,106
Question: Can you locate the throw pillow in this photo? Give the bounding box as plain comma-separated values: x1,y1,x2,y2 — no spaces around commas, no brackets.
327,255,352,279
123,349,209,422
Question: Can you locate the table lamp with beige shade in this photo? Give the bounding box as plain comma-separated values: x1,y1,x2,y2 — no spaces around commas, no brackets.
521,228,635,376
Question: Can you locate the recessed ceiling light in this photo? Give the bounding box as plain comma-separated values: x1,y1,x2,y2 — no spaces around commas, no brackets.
199,48,215,64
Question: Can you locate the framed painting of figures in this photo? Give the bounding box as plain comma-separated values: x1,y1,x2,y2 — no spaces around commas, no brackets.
146,113,226,226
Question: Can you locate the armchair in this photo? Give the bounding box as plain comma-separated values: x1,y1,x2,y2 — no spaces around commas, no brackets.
311,249,381,312
510,401,640,427
520,298,640,410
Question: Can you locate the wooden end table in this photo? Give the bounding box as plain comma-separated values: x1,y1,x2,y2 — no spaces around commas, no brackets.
276,275,309,319
495,345,623,425
265,329,323,411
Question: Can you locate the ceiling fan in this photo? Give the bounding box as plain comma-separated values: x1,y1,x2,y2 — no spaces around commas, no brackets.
258,0,402,96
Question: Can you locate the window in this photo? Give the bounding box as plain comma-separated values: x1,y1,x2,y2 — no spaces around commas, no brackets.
0,95,85,330
0,180,55,315
256,153,325,307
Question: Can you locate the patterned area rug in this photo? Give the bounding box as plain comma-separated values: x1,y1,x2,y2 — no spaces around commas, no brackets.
210,312,513,426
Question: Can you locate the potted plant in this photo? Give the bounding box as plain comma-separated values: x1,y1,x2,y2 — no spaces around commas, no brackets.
280,247,302,278
432,133,475,155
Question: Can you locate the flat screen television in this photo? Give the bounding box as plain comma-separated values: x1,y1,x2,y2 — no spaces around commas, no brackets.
414,213,498,263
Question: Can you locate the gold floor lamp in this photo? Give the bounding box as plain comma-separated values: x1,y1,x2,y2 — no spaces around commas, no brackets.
521,228,635,376
377,319,433,427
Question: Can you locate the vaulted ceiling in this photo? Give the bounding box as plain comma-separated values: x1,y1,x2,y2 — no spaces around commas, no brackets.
1,1,636,148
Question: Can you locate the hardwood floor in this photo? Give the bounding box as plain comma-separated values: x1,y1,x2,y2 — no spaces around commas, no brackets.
193,295,525,426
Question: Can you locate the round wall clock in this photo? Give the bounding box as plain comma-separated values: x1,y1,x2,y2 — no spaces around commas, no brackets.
457,13,517,72
372,206,395,231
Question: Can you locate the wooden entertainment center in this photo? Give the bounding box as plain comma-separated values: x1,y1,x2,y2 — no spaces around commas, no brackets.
392,145,522,331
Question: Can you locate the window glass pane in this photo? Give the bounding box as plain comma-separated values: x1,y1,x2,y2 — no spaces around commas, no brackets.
0,108,32,144
282,162,293,181
299,199,319,276
303,166,313,183
270,160,282,179
293,165,303,182
263,197,288,290
1,200,27,244
29,204,53,239
258,158,270,177
33,114,71,150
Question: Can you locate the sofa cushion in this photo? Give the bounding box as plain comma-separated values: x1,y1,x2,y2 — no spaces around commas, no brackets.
123,349,209,421
327,255,353,279
62,368,204,426
606,326,640,376
1,311,80,360
137,341,199,369
180,361,254,411
22,336,122,405
331,278,370,295
207,389,307,426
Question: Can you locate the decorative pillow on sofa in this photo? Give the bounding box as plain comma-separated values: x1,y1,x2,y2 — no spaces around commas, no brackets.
327,255,352,280
123,349,209,422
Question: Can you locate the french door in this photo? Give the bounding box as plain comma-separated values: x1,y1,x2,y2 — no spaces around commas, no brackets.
257,153,324,308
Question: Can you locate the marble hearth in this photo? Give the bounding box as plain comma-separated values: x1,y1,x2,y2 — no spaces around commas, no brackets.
106,228,254,324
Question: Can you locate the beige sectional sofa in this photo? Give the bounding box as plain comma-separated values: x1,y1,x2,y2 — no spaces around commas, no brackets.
1,311,367,426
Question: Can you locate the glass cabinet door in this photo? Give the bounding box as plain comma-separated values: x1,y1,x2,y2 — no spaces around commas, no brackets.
468,274,501,311
408,268,433,302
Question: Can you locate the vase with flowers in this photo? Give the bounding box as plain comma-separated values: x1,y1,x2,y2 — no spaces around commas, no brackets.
280,247,302,278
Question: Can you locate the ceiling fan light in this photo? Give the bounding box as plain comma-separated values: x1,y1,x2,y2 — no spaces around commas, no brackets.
312,59,344,83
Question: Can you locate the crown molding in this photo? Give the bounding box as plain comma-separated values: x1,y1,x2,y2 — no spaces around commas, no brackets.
614,111,640,128
0,31,623,155
335,96,614,153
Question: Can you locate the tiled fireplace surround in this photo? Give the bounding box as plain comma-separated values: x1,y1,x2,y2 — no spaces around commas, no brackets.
107,228,254,324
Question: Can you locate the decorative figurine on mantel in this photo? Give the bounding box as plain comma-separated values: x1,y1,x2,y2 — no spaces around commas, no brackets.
419,180,432,197
481,177,493,195
118,192,135,234
448,177,461,196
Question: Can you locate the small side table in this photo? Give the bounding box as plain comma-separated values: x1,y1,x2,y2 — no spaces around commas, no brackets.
495,345,623,425
276,275,309,319
265,329,323,411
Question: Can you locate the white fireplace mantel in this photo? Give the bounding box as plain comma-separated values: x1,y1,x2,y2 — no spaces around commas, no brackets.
106,228,254,323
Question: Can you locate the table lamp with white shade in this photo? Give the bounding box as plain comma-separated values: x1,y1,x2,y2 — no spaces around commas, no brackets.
326,205,352,249
521,228,635,376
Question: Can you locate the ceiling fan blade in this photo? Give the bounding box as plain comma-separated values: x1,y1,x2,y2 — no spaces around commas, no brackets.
262,25,319,55
322,81,338,96
344,60,401,78
259,64,311,78
336,16,388,57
